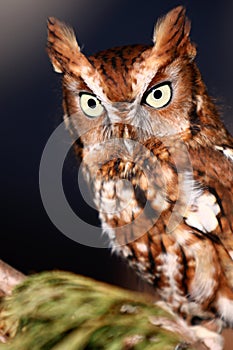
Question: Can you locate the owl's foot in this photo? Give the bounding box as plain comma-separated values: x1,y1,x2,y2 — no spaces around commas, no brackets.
150,309,224,350
155,300,225,333
190,325,224,350
191,316,225,334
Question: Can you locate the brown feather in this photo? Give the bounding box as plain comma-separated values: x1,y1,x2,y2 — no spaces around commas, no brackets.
153,6,196,60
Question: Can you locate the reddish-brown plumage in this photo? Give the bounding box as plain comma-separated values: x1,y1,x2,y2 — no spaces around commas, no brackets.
47,6,233,330
89,45,150,101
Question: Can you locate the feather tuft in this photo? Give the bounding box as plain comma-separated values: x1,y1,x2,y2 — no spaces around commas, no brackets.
47,17,80,73
153,6,196,60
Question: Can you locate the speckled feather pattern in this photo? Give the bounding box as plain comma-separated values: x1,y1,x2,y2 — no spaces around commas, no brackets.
47,6,233,329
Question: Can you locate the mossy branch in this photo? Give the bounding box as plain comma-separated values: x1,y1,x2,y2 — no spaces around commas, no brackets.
0,270,223,350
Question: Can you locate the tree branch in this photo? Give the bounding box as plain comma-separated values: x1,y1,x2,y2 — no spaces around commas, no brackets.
0,270,223,350
0,259,25,296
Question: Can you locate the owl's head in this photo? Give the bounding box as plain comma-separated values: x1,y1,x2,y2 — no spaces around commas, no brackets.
47,6,225,160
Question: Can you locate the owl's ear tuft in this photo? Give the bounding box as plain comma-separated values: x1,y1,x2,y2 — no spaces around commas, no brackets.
47,17,107,103
47,17,80,73
153,6,196,60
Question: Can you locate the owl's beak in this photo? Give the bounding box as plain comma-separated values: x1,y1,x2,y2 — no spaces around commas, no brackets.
123,139,135,155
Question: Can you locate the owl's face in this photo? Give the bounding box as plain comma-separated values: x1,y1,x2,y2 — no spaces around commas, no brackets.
62,45,198,148
47,6,211,158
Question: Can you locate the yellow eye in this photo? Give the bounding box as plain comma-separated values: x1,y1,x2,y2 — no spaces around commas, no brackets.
80,93,104,118
143,82,172,109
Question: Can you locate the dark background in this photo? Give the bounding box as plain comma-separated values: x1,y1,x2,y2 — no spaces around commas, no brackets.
1,0,233,290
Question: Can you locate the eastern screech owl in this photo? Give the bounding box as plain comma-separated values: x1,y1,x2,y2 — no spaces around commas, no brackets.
47,7,233,328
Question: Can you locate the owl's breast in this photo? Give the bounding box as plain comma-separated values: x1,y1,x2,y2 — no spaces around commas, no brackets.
82,134,188,245
92,158,149,230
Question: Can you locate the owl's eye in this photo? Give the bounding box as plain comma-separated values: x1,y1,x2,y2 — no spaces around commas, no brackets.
79,93,104,118
143,82,172,109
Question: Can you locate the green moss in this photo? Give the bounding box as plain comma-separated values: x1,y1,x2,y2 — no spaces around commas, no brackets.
0,271,197,350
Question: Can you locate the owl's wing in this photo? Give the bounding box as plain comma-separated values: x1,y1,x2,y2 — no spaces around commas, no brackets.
147,141,233,312
185,144,233,249
174,143,233,295
141,137,233,248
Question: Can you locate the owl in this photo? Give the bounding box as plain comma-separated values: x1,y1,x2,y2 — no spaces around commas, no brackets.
47,6,233,330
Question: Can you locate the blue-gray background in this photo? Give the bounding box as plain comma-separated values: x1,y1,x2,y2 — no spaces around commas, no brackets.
1,0,233,288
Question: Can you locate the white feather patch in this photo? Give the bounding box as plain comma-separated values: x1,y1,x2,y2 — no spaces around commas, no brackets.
101,221,116,241
135,242,148,253
215,145,233,162
185,192,220,233
155,251,185,306
228,250,233,260
224,148,233,161
217,296,233,326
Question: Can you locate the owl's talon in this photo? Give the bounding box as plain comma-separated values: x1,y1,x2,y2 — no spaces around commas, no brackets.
190,325,224,350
